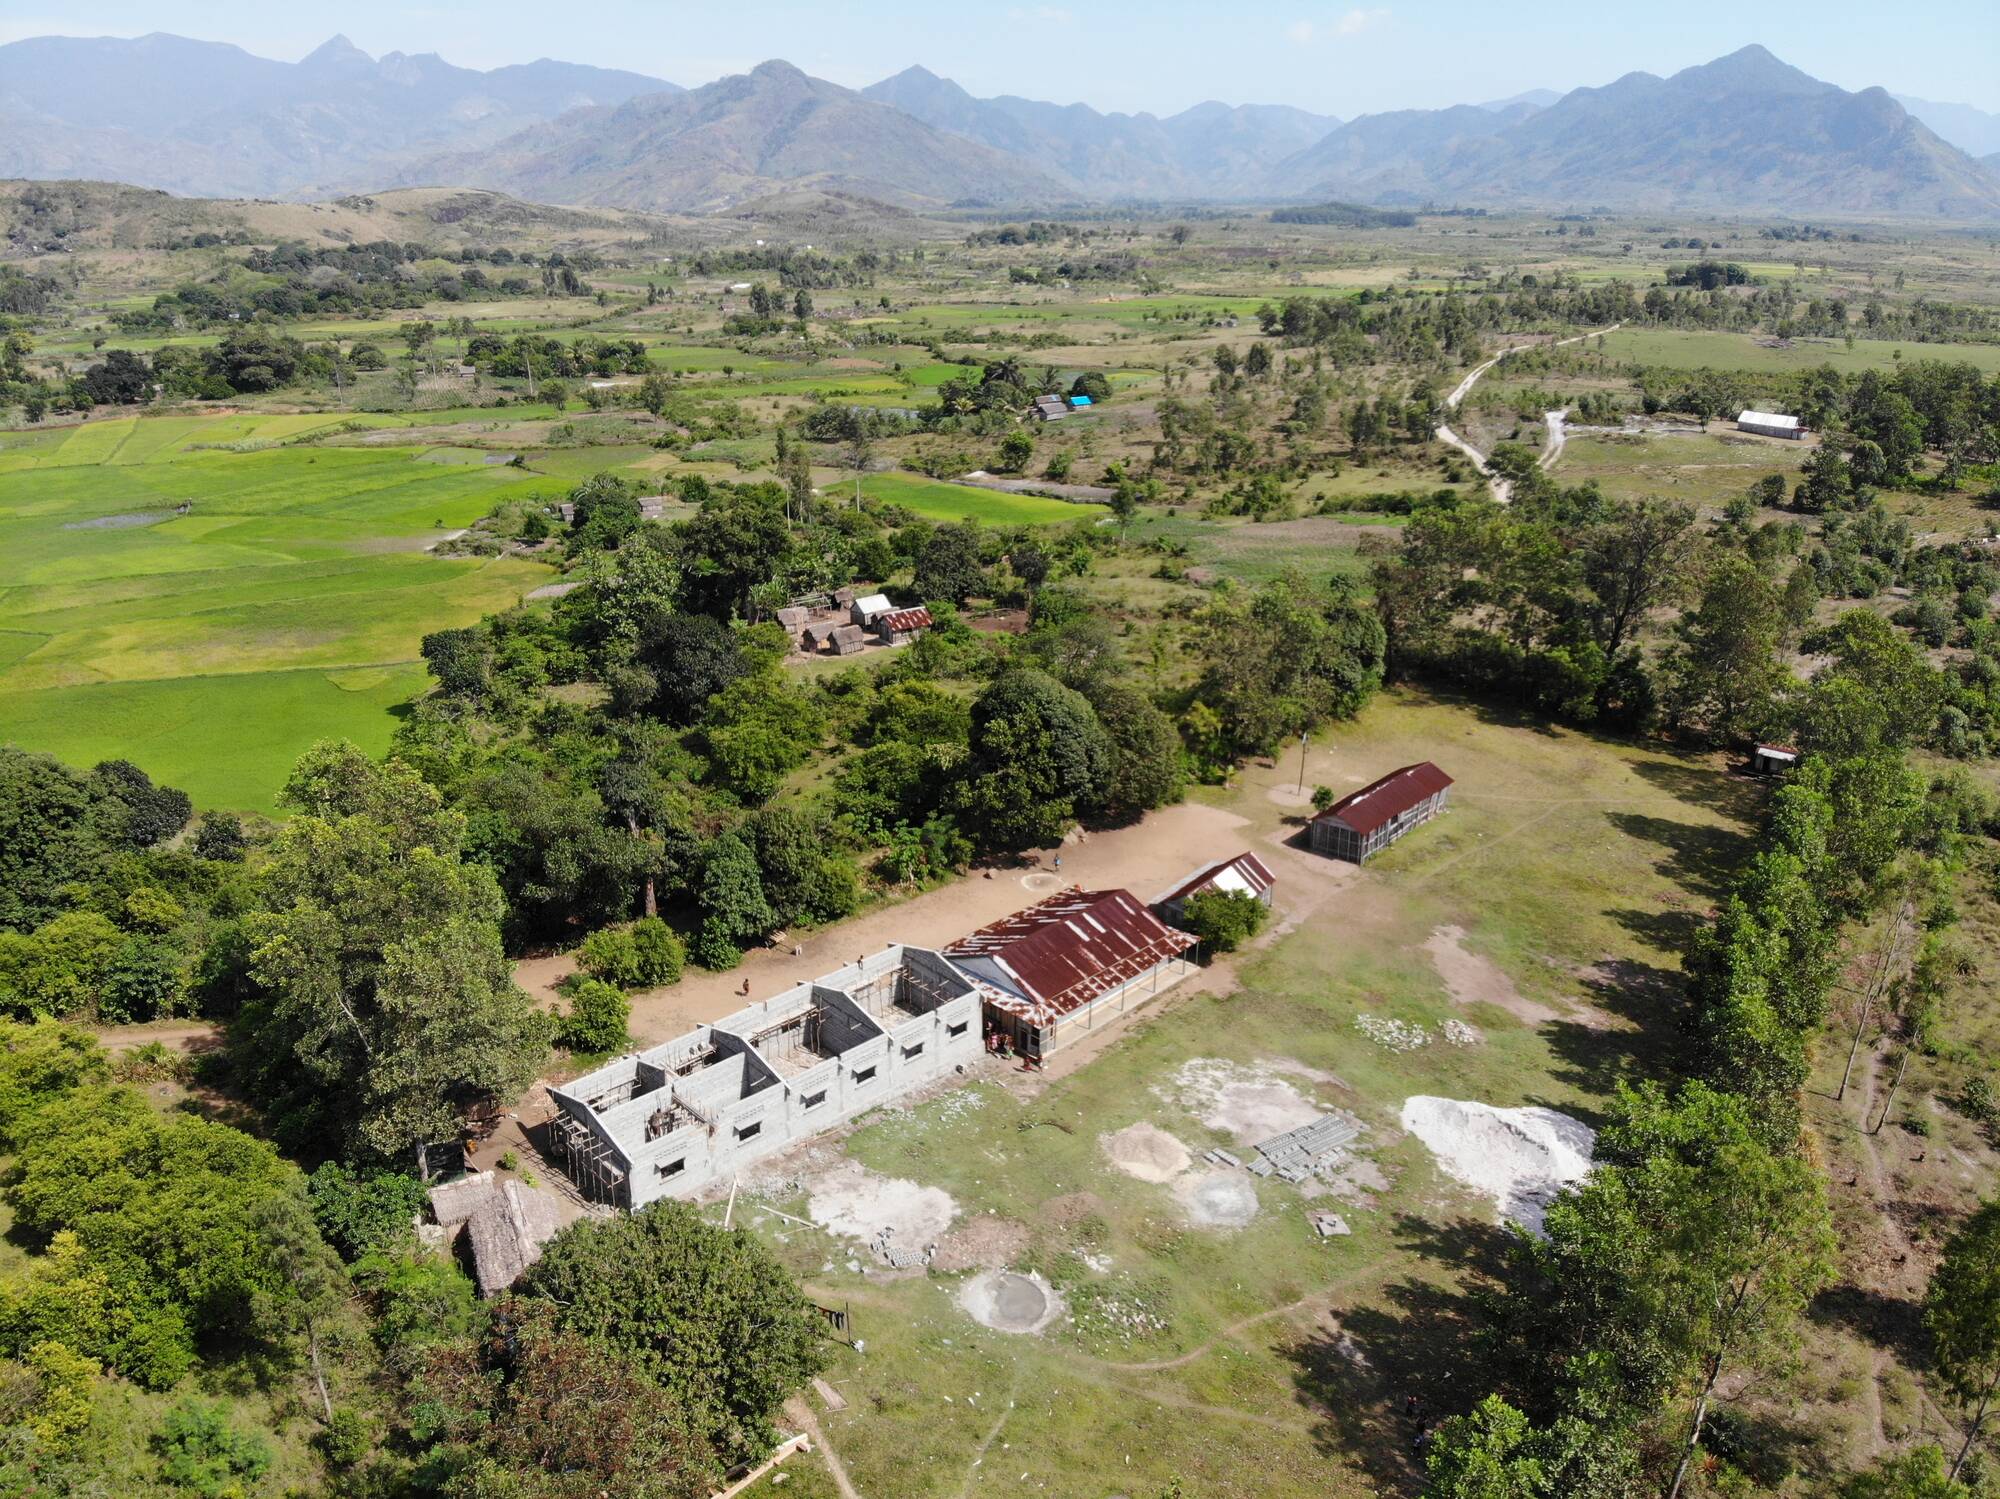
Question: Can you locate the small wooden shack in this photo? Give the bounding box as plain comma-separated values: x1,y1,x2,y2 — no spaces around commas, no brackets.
1752,744,1800,776
850,592,893,626
829,624,869,655
1308,763,1453,863
1153,851,1276,926
1031,393,1068,422
872,606,933,645
802,620,842,653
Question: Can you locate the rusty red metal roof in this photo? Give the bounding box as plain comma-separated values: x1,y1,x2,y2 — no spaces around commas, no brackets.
876,606,933,632
1312,762,1453,837
945,888,1192,1024
1154,851,1276,909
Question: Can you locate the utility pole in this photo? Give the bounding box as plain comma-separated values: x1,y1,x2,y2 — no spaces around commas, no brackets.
1297,730,1310,794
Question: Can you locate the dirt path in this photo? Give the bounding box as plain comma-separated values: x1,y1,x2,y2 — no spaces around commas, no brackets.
601,801,1257,1045
1433,324,1619,505
94,1020,224,1052
785,1396,863,1499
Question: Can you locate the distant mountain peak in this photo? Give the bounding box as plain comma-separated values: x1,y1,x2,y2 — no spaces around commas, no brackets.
749,58,810,82
300,34,372,68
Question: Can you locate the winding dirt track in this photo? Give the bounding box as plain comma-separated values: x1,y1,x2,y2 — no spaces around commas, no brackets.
1433,324,1620,503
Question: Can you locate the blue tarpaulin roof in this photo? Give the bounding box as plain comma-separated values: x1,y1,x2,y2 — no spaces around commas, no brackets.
1068,394,1093,406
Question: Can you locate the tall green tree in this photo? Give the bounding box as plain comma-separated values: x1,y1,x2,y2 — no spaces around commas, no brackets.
236,743,547,1173
518,1203,826,1463
1926,1201,2000,1479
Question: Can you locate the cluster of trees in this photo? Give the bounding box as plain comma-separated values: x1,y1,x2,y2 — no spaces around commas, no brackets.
1424,732,1968,1495
682,244,888,288
111,244,599,334
0,751,248,1024
921,358,1111,428
1371,484,1695,731
388,464,1382,991
72,324,320,407
0,1011,827,1495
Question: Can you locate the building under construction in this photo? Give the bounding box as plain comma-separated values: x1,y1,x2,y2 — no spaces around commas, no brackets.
548,946,982,1209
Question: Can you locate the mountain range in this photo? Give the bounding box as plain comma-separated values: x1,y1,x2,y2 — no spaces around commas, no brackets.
1,32,1997,220
859,66,1339,199
1276,47,2000,218
0,32,676,198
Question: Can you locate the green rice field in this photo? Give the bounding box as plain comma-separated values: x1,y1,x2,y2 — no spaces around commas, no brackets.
0,413,547,811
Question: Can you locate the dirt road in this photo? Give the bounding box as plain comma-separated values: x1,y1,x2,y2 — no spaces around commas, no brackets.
1433,324,1619,503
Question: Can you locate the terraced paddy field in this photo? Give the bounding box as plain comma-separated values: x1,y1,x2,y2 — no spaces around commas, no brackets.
0,413,548,811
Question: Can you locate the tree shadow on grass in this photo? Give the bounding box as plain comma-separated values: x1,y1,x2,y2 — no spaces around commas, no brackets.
1605,810,1747,907
1538,954,1687,1102
1811,1284,1927,1368
1280,1213,1519,1493
1625,753,1763,829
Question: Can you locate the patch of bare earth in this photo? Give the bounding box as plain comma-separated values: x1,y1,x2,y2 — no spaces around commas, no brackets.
1425,925,1566,1027
931,1215,1033,1274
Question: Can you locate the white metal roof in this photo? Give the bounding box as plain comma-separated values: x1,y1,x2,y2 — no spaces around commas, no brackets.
1737,410,1800,430
852,593,893,616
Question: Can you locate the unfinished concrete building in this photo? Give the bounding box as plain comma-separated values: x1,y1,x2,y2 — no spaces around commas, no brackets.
548,947,981,1209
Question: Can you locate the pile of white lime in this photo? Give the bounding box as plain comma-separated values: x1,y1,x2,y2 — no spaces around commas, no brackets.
1400,1096,1594,1234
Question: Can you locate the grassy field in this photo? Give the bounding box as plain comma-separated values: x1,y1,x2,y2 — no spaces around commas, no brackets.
1555,431,1807,509
0,413,547,811
860,472,1105,526
727,691,1762,1497
1598,329,2000,375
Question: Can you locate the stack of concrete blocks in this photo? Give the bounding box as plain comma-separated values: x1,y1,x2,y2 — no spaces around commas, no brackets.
549,947,982,1210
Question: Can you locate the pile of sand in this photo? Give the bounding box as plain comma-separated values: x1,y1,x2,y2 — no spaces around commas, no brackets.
1399,1096,1594,1233
959,1270,1065,1335
805,1161,958,1246
1100,1121,1192,1183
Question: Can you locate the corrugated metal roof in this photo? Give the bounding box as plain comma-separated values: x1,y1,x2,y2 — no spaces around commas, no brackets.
1154,850,1277,909
946,888,1192,1024
1312,762,1454,837
1738,410,1800,429
853,593,893,616
876,606,933,632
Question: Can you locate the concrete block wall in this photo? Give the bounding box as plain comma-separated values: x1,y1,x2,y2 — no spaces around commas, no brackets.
551,946,986,1210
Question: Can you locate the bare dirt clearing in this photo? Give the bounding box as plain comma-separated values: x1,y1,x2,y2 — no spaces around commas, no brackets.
1175,1169,1261,1229
1160,1057,1327,1145
1424,924,1563,1027
806,1161,958,1251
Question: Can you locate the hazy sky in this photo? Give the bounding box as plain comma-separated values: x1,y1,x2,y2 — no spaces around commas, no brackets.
4,0,1995,115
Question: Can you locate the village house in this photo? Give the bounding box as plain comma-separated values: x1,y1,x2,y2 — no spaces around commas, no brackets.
1308,762,1454,863
871,605,933,646
1152,851,1276,926
829,623,869,655
849,592,894,626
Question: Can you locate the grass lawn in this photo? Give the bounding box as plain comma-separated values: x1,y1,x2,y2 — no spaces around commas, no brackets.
1598,329,2000,375
0,412,546,810
726,691,1762,1497
860,472,1105,526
